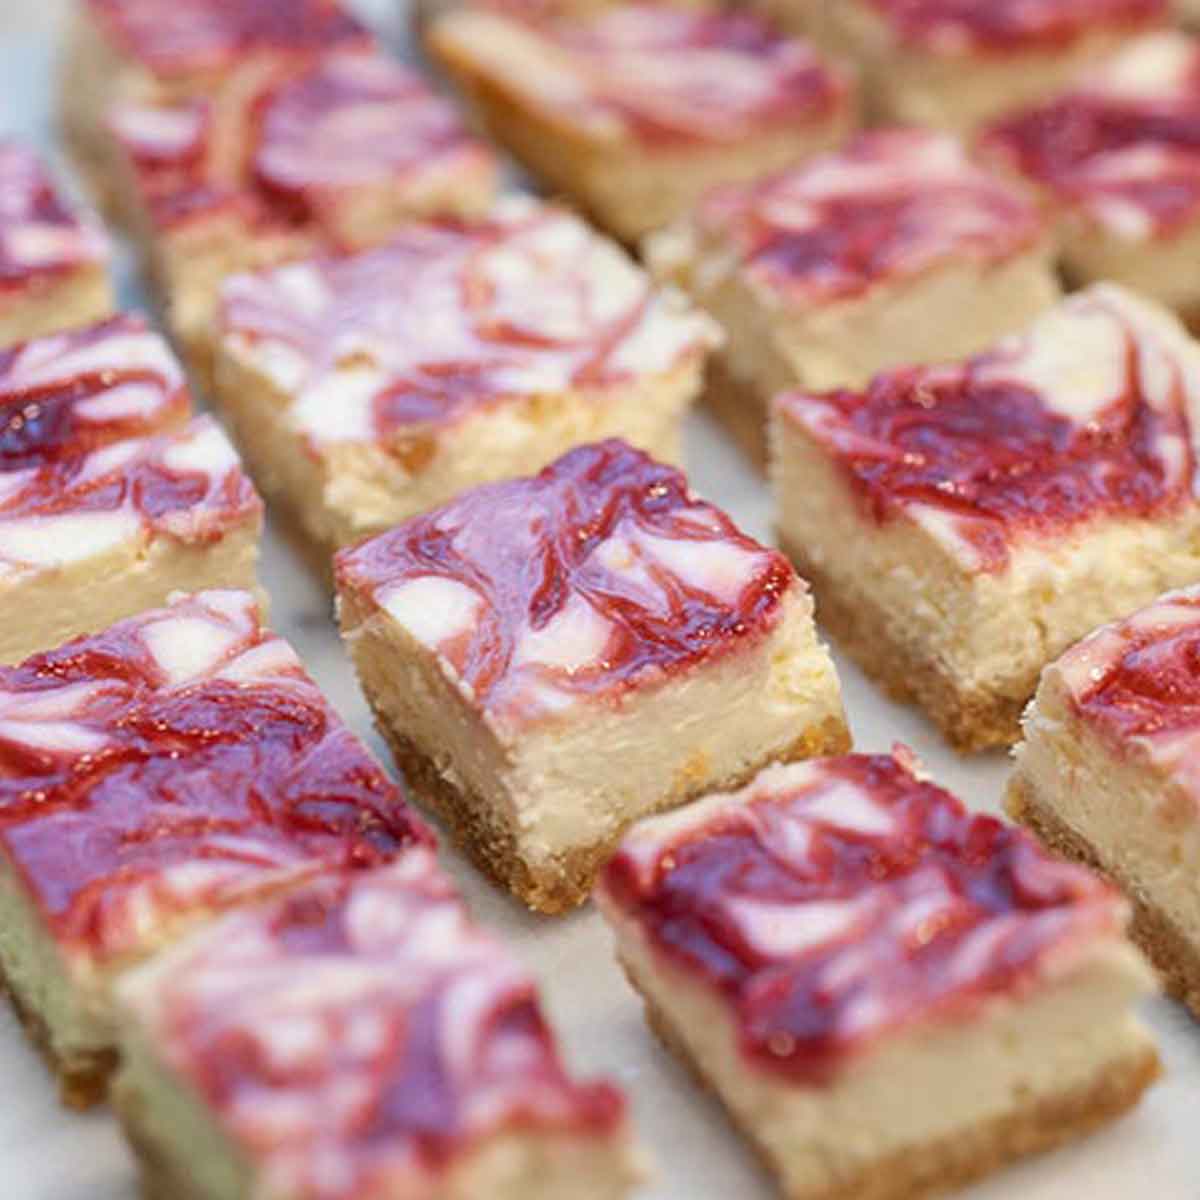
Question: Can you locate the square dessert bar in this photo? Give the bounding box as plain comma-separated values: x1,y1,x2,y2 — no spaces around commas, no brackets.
61,0,374,208
596,751,1160,1200
334,439,849,914
771,284,1200,751
214,198,720,558
0,142,113,349
0,590,432,1108
1009,584,1200,1017
648,129,1059,466
777,0,1166,134
429,4,855,241
108,48,498,381
114,851,641,1200
0,314,263,664
982,32,1200,321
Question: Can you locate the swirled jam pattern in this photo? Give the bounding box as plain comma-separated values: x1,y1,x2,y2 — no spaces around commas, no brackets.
334,439,795,728
0,590,431,968
689,130,1045,304
86,0,370,75
863,0,1164,53
777,285,1200,572
0,314,189,469
0,141,109,290
984,33,1200,239
109,50,494,237
600,751,1125,1082
219,198,719,450
120,852,628,1198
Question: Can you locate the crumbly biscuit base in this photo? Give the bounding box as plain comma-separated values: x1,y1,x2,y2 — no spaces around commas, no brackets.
780,536,1025,752
626,957,1160,1200
363,676,849,914
704,358,771,472
1007,774,1200,1019
0,965,115,1110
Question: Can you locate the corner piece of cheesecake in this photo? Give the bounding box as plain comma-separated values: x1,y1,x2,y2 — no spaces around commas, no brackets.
771,283,1200,751
114,850,642,1200
106,47,498,382
0,141,113,349
648,128,1059,465
214,198,720,559
982,31,1200,321
0,589,432,1108
596,749,1160,1200
783,0,1167,134
0,314,264,664
334,439,848,914
1009,583,1200,1017
428,3,855,241
61,0,374,207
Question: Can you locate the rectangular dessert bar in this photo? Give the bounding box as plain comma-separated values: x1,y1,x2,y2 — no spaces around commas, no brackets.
1009,584,1200,1018
0,141,113,348
776,0,1166,134
114,850,642,1200
0,590,432,1107
648,129,1059,465
334,439,848,914
429,4,855,241
771,284,1200,750
107,46,498,381
982,31,1200,322
596,750,1160,1200
214,198,720,558
0,314,264,664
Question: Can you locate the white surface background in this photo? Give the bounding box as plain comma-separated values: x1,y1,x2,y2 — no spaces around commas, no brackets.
0,1,1197,1196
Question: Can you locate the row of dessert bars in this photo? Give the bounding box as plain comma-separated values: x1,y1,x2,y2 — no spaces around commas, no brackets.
0,0,1192,1198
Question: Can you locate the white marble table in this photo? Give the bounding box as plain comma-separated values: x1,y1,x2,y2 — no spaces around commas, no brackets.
0,4,1197,1199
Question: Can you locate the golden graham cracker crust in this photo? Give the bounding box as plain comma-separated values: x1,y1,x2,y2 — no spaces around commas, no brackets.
1007,774,1200,1020
363,675,849,915
624,955,1161,1200
780,535,1026,752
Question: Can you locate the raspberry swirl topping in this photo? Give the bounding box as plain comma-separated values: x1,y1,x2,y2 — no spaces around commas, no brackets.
109,51,492,238
335,440,795,729
0,142,109,288
86,0,370,74
119,852,627,1198
0,591,431,967
866,0,1164,54
0,315,189,470
690,130,1045,303
510,5,850,144
983,33,1200,238
220,199,718,450
778,285,1200,572
599,752,1125,1082
0,416,262,575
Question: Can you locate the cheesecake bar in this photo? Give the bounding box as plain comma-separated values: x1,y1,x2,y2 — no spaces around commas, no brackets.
1009,584,1200,1017
61,0,373,208
648,129,1059,465
780,0,1166,134
771,284,1200,751
428,4,855,241
335,439,849,914
0,589,432,1107
982,32,1200,320
0,142,113,348
0,315,263,664
596,750,1160,1200
108,48,498,381
114,850,641,1200
214,198,720,558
